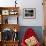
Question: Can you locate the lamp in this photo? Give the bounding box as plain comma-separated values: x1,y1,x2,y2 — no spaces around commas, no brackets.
15,0,17,7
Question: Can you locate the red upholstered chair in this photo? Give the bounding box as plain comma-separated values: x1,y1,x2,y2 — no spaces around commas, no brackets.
21,28,41,46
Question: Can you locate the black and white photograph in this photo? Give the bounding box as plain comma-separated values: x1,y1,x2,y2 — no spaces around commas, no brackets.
23,8,36,19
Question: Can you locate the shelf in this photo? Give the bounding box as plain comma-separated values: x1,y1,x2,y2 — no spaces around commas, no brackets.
2,40,19,43
0,24,20,32
1,15,18,24
1,40,19,46
0,7,19,46
0,7,19,24
0,7,19,16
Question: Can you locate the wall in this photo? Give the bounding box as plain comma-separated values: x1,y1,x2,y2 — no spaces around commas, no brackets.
0,0,44,45
18,0,44,26
0,0,44,26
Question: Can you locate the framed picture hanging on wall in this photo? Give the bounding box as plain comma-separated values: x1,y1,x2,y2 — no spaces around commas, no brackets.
23,8,36,19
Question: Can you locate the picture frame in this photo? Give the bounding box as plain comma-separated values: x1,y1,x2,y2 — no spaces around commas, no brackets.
9,10,18,15
2,10,9,15
23,8,36,19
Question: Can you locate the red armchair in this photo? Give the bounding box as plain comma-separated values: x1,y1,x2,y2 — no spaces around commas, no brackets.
21,28,41,46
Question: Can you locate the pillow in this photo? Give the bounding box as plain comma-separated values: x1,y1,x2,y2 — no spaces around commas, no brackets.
25,36,38,46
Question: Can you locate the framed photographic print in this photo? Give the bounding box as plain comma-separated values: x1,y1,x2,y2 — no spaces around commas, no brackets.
2,10,9,15
9,9,18,15
23,8,36,19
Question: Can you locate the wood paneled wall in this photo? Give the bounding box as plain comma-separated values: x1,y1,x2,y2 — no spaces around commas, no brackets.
43,0,46,27
43,0,46,46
